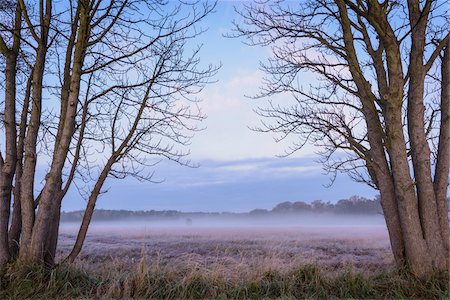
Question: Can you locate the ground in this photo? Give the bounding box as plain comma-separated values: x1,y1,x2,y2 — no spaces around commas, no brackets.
2,220,447,299
58,222,393,274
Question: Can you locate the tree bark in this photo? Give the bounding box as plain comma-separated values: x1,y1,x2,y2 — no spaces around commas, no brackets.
405,0,447,271
364,98,406,266
352,0,435,276
0,3,21,268
0,55,18,269
434,42,450,252
66,161,113,262
8,194,21,258
19,0,52,259
29,3,90,262
20,52,47,258
335,0,408,268
384,99,433,277
45,202,61,266
8,74,32,258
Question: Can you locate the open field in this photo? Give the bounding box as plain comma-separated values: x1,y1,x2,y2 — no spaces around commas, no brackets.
58,222,393,274
1,220,448,299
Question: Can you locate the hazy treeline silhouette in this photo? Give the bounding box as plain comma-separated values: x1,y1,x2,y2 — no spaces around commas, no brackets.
255,196,382,215
60,195,388,222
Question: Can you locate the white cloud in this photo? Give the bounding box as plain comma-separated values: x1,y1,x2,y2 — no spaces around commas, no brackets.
270,165,321,174
218,163,261,172
189,69,317,161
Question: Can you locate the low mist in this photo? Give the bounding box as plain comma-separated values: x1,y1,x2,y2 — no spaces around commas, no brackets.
59,213,387,235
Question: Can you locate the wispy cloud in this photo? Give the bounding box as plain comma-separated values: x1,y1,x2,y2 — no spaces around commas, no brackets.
215,160,321,176
271,165,321,174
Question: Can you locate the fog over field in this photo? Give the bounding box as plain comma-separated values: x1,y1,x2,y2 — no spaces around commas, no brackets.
60,213,387,231
57,213,391,276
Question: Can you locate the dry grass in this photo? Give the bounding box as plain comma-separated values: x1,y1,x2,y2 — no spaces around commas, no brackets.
57,225,394,273
1,256,448,299
1,225,448,299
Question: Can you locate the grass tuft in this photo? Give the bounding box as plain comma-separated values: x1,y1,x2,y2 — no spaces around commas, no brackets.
0,258,448,299
0,260,98,299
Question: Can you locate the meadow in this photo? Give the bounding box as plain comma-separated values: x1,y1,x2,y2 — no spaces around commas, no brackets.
1,218,447,299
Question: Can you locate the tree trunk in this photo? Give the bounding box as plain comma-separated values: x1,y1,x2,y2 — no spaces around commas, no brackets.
364,106,406,266
376,177,406,265
0,47,20,268
66,162,112,262
20,60,45,258
0,157,13,269
384,101,433,277
8,73,32,258
29,5,90,263
406,8,447,271
335,0,407,267
18,0,52,260
45,202,61,266
8,195,21,258
0,3,22,269
434,42,450,252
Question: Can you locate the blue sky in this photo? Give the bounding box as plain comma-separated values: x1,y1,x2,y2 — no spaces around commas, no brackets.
61,1,377,212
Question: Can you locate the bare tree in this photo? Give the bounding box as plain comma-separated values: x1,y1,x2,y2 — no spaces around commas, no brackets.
233,0,449,277
0,0,217,268
63,4,217,262
18,0,52,260
0,0,21,269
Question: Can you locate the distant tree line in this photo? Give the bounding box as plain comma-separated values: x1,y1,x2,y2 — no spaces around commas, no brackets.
61,209,188,222
251,196,382,215
60,195,391,222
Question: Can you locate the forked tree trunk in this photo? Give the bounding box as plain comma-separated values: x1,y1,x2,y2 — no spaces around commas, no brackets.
29,4,90,263
434,43,450,252
20,55,46,258
384,101,433,277
18,0,52,260
338,0,413,270
364,104,406,266
406,6,447,270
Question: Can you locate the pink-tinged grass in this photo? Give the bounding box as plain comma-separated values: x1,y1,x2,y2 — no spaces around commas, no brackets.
2,225,448,299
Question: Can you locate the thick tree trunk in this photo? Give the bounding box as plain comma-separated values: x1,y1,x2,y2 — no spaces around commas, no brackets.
20,58,46,258
0,50,19,269
0,4,21,269
8,195,21,258
29,6,90,262
384,103,433,277
29,180,61,262
335,0,407,267
434,43,450,252
53,6,79,152
45,203,61,266
0,159,13,269
406,11,447,271
19,0,52,260
364,106,406,265
376,177,406,265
